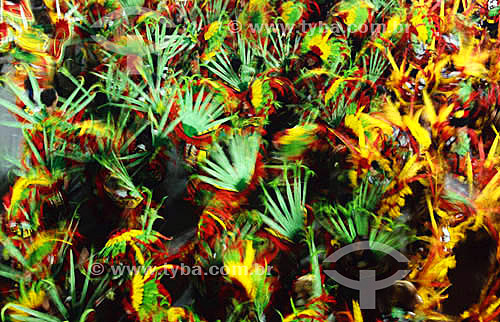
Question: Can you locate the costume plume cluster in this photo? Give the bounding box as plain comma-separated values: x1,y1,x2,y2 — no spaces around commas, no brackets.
1,0,500,320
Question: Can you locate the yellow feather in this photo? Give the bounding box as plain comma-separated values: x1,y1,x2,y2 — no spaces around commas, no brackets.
485,297,500,316
9,174,54,217
399,154,423,181
361,114,393,136
249,0,267,9
307,30,332,61
105,229,143,247
453,0,461,14
131,273,144,312
307,68,331,77
130,242,145,265
282,309,320,322
325,78,345,104
438,103,455,124
383,14,402,37
426,194,438,232
243,240,255,269
167,307,188,320
452,36,489,78
250,78,265,109
353,300,363,322
278,124,317,146
77,120,112,137
425,151,435,174
403,109,431,150
383,99,404,127
9,288,46,316
348,170,358,187
486,126,499,167
466,153,473,195
205,21,221,41
205,211,228,230
422,90,437,126
264,228,293,242
477,171,500,209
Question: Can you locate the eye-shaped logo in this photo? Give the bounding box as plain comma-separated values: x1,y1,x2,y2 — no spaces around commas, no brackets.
323,241,410,309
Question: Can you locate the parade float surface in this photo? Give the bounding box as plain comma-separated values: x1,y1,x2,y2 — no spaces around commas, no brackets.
1,0,500,321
